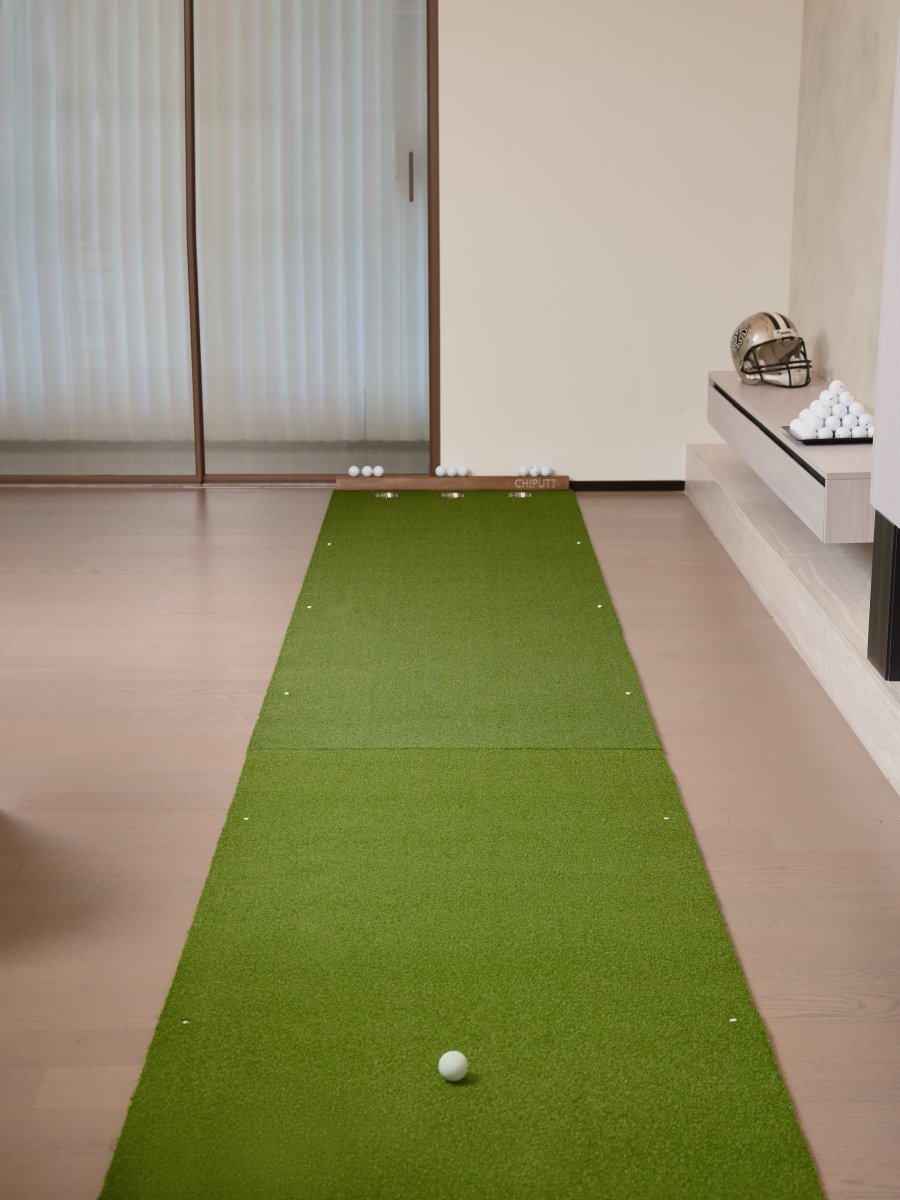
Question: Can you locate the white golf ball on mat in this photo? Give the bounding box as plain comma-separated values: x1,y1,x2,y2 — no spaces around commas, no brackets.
361,465,373,477
435,465,447,477
438,1051,469,1082
348,465,360,477
373,465,384,477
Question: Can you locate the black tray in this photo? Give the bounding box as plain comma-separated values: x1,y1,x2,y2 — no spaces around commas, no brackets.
783,425,873,446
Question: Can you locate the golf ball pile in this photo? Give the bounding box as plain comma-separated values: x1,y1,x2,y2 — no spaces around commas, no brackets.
517,465,553,478
348,465,385,477
435,466,469,477
789,381,875,443
437,1050,469,1082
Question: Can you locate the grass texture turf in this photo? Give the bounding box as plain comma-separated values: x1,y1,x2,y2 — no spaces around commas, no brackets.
100,492,822,1199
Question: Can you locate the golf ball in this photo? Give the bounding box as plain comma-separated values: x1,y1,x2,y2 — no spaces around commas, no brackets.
798,408,814,425
851,425,869,438
839,390,854,405
859,413,873,428
529,466,540,477
848,401,865,417
435,465,447,477
372,465,384,477
810,400,831,419
438,1051,469,1082
818,389,832,405
829,379,845,395
348,465,361,477
361,465,373,478
841,413,858,428
457,467,468,477
835,426,852,439
816,427,834,439
825,415,841,431
869,424,876,437
831,403,848,419
446,466,458,477
540,466,551,477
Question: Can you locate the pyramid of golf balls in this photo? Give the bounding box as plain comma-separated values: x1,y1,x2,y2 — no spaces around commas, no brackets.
348,465,385,477
789,380,875,442
434,466,469,477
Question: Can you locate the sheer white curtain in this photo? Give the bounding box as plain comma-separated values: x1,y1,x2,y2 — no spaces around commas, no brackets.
0,0,192,464
195,0,429,462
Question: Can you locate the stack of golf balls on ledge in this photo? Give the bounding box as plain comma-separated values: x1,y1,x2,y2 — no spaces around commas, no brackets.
789,380,875,443
348,465,385,478
518,465,553,477
434,466,469,477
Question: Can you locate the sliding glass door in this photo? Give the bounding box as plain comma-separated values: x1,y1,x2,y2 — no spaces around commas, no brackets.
0,0,432,482
0,0,195,478
194,0,430,477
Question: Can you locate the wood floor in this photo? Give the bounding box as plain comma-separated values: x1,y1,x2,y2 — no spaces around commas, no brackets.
1,487,898,1199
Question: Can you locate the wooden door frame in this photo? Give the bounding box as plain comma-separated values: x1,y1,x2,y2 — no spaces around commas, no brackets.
0,0,439,487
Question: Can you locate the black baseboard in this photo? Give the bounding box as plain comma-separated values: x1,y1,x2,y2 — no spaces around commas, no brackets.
569,480,685,492
868,511,900,681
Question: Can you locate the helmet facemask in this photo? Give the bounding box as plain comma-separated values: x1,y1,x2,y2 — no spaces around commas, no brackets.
740,333,811,388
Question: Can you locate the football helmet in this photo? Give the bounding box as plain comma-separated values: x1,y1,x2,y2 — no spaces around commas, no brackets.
730,312,811,387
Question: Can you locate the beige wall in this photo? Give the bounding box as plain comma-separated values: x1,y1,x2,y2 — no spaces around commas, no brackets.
872,32,900,525
438,0,803,480
790,0,900,412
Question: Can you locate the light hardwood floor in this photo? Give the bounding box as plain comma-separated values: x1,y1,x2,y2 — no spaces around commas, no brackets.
1,488,898,1199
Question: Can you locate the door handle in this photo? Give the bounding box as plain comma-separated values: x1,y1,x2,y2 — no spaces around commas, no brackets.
408,151,414,202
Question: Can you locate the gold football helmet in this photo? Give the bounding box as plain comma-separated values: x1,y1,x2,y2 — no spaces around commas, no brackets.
730,312,811,387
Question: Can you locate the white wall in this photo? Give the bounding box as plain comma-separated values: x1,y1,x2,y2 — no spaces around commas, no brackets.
873,29,900,527
790,0,900,414
438,0,803,480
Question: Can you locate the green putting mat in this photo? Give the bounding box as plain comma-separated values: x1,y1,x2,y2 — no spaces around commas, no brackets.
252,492,660,749
101,492,822,1199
